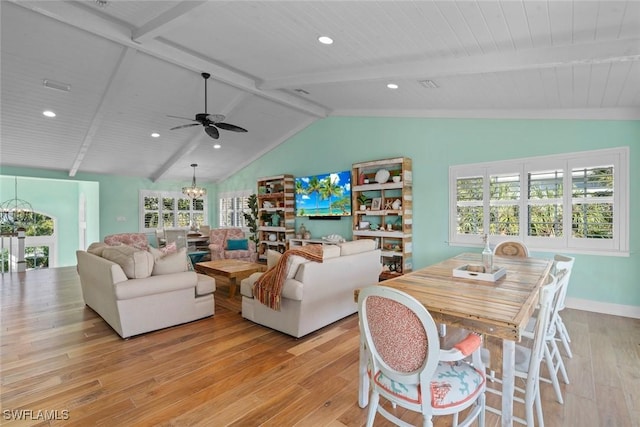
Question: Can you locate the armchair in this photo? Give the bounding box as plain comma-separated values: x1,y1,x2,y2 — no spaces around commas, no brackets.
208,228,257,262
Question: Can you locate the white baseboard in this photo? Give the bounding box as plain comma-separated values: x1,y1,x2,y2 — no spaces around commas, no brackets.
565,297,640,319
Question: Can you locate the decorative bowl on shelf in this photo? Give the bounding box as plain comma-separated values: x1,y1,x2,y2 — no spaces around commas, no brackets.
375,169,390,183
323,234,345,243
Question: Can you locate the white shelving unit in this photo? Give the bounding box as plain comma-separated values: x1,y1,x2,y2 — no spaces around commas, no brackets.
351,157,413,279
256,174,295,261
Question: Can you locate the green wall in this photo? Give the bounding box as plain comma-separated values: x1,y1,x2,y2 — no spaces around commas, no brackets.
218,117,640,309
2,117,638,311
0,168,216,266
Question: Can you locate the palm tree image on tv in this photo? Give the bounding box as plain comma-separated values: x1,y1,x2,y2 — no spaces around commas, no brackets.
295,171,352,216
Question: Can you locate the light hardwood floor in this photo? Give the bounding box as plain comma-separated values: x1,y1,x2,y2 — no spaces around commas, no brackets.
1,267,638,426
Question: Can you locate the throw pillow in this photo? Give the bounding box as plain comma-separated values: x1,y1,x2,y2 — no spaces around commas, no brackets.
266,249,282,270
152,247,188,276
227,239,248,250
87,242,108,257
102,245,154,279
285,254,309,279
161,241,177,255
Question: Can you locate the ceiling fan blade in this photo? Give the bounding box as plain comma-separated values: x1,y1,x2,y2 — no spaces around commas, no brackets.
167,115,196,121
170,123,200,130
204,126,220,139
215,122,248,133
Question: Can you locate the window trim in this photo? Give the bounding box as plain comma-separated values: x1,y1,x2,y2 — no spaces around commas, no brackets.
139,190,208,232
449,147,629,256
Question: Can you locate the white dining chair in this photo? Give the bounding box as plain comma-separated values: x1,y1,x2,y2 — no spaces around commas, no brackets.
521,267,571,404
358,285,486,427
484,274,558,427
552,254,575,358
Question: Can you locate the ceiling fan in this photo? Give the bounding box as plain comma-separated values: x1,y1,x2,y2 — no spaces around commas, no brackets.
168,72,247,140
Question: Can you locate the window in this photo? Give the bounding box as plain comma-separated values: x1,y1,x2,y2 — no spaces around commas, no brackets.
219,190,252,228
1,212,54,272
139,190,207,232
449,147,629,255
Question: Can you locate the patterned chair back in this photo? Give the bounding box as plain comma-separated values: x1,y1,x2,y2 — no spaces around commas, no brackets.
104,233,149,250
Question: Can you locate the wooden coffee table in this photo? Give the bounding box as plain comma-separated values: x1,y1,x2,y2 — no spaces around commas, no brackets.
195,259,265,299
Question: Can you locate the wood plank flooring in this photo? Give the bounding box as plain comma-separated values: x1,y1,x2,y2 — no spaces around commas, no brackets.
1,267,638,426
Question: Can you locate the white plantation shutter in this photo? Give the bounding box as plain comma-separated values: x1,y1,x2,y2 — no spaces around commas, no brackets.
139,190,208,232
219,190,252,228
449,147,628,255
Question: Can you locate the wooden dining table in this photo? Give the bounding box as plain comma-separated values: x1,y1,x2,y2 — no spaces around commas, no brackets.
357,252,553,427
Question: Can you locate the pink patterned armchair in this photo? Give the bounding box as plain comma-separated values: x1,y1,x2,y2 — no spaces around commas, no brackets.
104,233,149,250
208,228,257,262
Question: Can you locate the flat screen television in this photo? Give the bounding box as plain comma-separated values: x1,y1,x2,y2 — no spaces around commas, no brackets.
295,170,352,217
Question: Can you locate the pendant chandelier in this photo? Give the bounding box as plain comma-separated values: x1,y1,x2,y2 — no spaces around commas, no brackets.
182,163,206,199
0,177,34,235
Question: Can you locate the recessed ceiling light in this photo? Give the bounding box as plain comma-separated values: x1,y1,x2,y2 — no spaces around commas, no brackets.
43,110,56,117
318,36,333,45
387,83,399,89
151,132,160,138
213,144,221,149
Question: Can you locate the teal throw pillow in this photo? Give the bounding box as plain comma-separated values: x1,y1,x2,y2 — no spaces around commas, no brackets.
227,239,249,250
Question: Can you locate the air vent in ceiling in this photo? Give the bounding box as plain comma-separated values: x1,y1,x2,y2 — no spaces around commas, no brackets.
418,79,439,89
43,79,71,92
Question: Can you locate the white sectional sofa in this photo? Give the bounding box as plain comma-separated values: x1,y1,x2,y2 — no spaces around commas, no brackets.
76,243,215,338
240,240,382,338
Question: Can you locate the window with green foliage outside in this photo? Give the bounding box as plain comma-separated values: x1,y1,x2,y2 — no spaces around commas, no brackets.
449,148,628,255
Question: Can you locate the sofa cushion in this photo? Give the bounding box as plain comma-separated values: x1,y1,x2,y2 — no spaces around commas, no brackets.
227,239,248,250
323,245,341,259
339,239,376,256
267,249,282,270
87,242,109,257
151,247,188,276
102,245,154,279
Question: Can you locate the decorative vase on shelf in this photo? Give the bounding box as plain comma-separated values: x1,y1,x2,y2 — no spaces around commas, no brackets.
271,212,281,227
298,223,307,238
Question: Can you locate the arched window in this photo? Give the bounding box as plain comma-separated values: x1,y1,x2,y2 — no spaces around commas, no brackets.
1,212,55,272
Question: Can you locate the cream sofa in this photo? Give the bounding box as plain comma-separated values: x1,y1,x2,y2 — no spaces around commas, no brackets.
240,240,382,338
76,243,215,338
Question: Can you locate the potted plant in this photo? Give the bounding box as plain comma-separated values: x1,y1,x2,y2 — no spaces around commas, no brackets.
357,194,370,211
243,194,259,249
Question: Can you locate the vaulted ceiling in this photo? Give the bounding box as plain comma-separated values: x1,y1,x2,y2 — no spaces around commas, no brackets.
1,1,638,183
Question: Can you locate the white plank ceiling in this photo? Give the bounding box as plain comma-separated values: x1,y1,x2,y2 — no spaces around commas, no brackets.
1,1,638,183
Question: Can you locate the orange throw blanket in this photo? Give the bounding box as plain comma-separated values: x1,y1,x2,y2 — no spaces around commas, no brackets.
253,245,324,311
